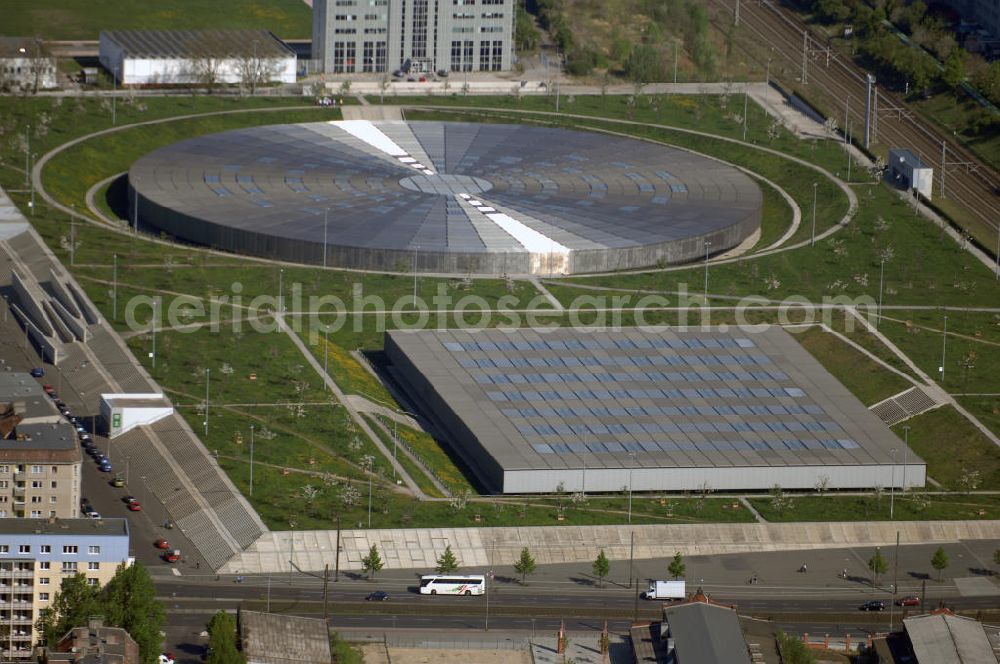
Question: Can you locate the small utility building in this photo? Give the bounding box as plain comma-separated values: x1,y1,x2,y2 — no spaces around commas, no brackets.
100,393,173,438
99,29,296,86
888,148,934,200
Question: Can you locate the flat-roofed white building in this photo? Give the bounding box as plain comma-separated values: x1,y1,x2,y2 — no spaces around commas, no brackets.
99,29,296,86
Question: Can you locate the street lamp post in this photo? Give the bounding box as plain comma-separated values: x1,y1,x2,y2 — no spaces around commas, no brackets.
204,368,211,436
902,426,909,491
151,299,157,369
890,447,897,519
877,258,885,328
627,452,636,525
940,314,948,383
367,460,373,528
811,182,818,245
278,269,284,314
112,254,118,322
249,424,255,497
703,240,712,296
323,208,329,268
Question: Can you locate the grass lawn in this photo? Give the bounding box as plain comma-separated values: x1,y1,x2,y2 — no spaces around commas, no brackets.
361,414,444,499
750,492,1000,522
553,184,1000,309
875,309,1000,397
894,406,1000,491
372,415,476,496
794,325,912,406
222,460,756,530
3,0,312,40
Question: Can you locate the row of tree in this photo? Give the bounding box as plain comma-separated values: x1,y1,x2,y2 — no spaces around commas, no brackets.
804,0,1000,105
35,563,165,664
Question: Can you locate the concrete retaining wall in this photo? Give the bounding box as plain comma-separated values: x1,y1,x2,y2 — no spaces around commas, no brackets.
221,520,1000,574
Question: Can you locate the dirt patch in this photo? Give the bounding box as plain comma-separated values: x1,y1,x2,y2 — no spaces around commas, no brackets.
359,644,531,664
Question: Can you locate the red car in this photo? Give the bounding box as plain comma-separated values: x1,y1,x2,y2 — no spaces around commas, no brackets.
127,501,141,512
154,538,170,550
896,595,920,607
164,550,181,563
42,384,54,395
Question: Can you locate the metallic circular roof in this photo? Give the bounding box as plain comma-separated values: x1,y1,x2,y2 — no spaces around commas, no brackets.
128,121,762,275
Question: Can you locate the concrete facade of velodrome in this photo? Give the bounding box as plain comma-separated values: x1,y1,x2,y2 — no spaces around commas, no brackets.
127,120,762,276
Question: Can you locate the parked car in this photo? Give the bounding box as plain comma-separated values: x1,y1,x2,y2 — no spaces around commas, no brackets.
111,476,126,488
99,463,113,473
86,510,101,519
127,501,141,512
30,367,44,378
896,595,920,607
154,538,170,550
860,600,885,611
164,549,181,563
42,384,54,395
123,496,138,505
365,591,389,601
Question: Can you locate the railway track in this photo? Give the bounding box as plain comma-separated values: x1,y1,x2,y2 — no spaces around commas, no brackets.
709,0,1000,251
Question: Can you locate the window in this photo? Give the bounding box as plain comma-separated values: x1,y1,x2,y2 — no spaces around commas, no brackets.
39,578,49,585
17,545,30,554
0,545,8,553
39,593,49,601
62,545,78,554
50,481,57,489
38,562,50,570
30,510,42,517
0,466,8,473
88,546,100,555
61,562,77,573
49,496,56,503
88,562,99,570
30,466,43,474
0,480,7,488
0,496,7,503
30,481,42,489
40,545,51,554
50,466,57,474
87,578,98,586
30,497,41,503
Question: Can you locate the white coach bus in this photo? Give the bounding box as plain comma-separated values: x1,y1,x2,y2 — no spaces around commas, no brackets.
419,574,486,595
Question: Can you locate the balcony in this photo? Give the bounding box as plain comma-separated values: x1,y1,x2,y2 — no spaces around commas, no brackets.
11,487,23,497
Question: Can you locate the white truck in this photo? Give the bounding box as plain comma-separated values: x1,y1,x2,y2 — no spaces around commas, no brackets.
644,580,686,601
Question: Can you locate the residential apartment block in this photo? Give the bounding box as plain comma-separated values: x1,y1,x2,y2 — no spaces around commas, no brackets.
0,518,131,660
312,0,514,74
0,375,81,520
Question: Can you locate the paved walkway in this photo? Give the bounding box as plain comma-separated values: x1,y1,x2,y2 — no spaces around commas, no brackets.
275,314,427,498
219,520,1000,574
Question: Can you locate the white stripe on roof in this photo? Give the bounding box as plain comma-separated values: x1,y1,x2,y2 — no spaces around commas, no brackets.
331,120,409,158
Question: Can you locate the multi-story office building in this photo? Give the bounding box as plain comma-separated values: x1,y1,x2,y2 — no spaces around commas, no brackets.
0,518,131,660
0,375,81,520
312,0,514,75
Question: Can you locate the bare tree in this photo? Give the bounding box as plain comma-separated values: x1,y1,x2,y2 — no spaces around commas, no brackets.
184,35,225,92
236,43,283,95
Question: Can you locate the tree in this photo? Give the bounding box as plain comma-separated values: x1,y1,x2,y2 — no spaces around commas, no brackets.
436,545,459,574
668,552,686,580
362,544,384,580
625,44,660,84
236,45,283,95
101,562,165,662
776,630,817,664
206,611,245,664
36,573,102,647
931,546,949,581
514,547,536,585
592,549,610,587
868,548,887,588
184,34,226,91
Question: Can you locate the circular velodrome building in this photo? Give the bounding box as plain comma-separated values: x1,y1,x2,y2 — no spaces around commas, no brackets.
128,120,763,275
